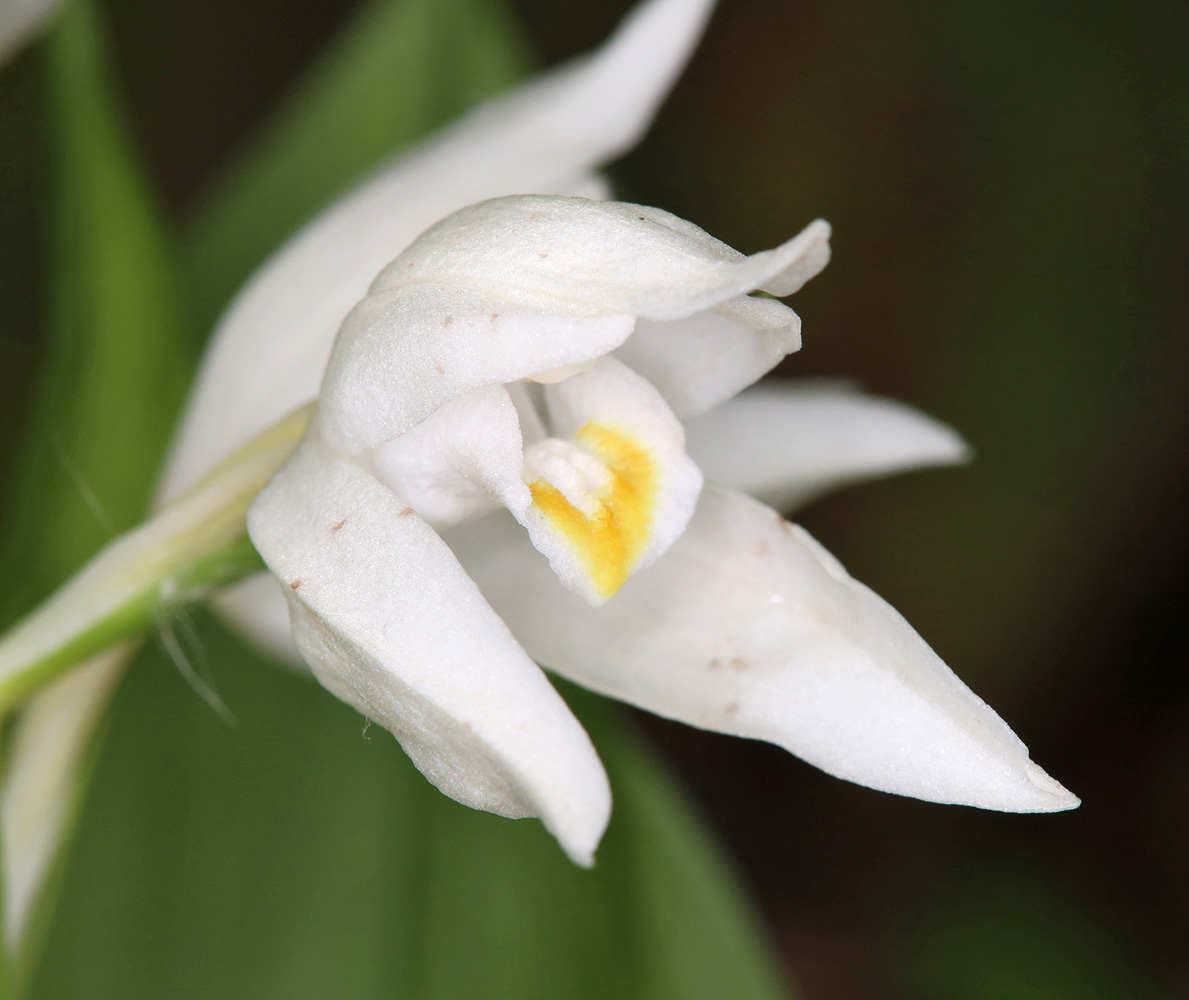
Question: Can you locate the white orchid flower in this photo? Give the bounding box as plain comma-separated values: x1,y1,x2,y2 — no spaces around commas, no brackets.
238,191,1076,867
0,0,1079,939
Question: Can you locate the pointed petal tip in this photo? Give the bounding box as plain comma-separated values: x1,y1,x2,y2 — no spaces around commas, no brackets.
541,778,611,869
758,218,833,298
935,757,1079,815
1018,761,1080,812
922,422,973,469
563,841,598,869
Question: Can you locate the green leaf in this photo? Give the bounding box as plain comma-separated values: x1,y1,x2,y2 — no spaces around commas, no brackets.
0,0,191,628
901,863,1164,1000
0,0,192,986
29,619,790,1000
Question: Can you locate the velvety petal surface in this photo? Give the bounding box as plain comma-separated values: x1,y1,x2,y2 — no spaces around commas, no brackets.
159,0,717,502
445,485,1078,814
683,381,971,510
247,436,612,864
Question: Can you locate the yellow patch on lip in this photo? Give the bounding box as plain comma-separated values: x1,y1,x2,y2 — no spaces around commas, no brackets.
528,422,658,600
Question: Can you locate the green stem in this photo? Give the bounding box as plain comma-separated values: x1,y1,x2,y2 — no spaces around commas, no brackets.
0,406,312,715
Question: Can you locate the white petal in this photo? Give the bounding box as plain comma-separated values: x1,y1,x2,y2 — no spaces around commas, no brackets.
616,294,801,417
446,485,1078,814
315,282,635,454
2,646,127,948
158,0,716,503
0,0,61,65
372,383,529,527
377,199,830,322
756,217,832,296
519,356,703,603
247,436,611,864
684,381,971,511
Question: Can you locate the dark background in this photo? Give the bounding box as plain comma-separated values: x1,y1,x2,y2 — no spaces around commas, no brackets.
2,0,1187,996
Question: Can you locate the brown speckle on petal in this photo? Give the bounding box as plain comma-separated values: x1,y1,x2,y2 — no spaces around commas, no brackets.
289,579,303,590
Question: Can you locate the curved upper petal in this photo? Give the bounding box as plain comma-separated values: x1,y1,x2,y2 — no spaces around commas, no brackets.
444,485,1078,814
315,280,636,454
314,200,827,458
378,200,829,322
683,380,971,511
247,435,611,864
158,0,718,504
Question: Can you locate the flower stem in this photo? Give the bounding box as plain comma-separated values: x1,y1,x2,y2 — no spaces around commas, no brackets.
0,405,312,715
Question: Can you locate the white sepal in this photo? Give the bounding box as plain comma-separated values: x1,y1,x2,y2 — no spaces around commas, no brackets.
376,199,830,323
683,381,971,511
446,485,1078,814
247,435,612,864
158,0,718,503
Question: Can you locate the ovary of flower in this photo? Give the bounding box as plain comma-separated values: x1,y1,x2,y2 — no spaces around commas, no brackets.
246,194,1078,866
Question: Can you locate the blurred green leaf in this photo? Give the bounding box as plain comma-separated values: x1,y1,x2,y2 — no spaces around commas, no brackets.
0,0,191,987
17,0,792,996
31,619,790,1000
901,862,1163,1000
0,0,191,628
